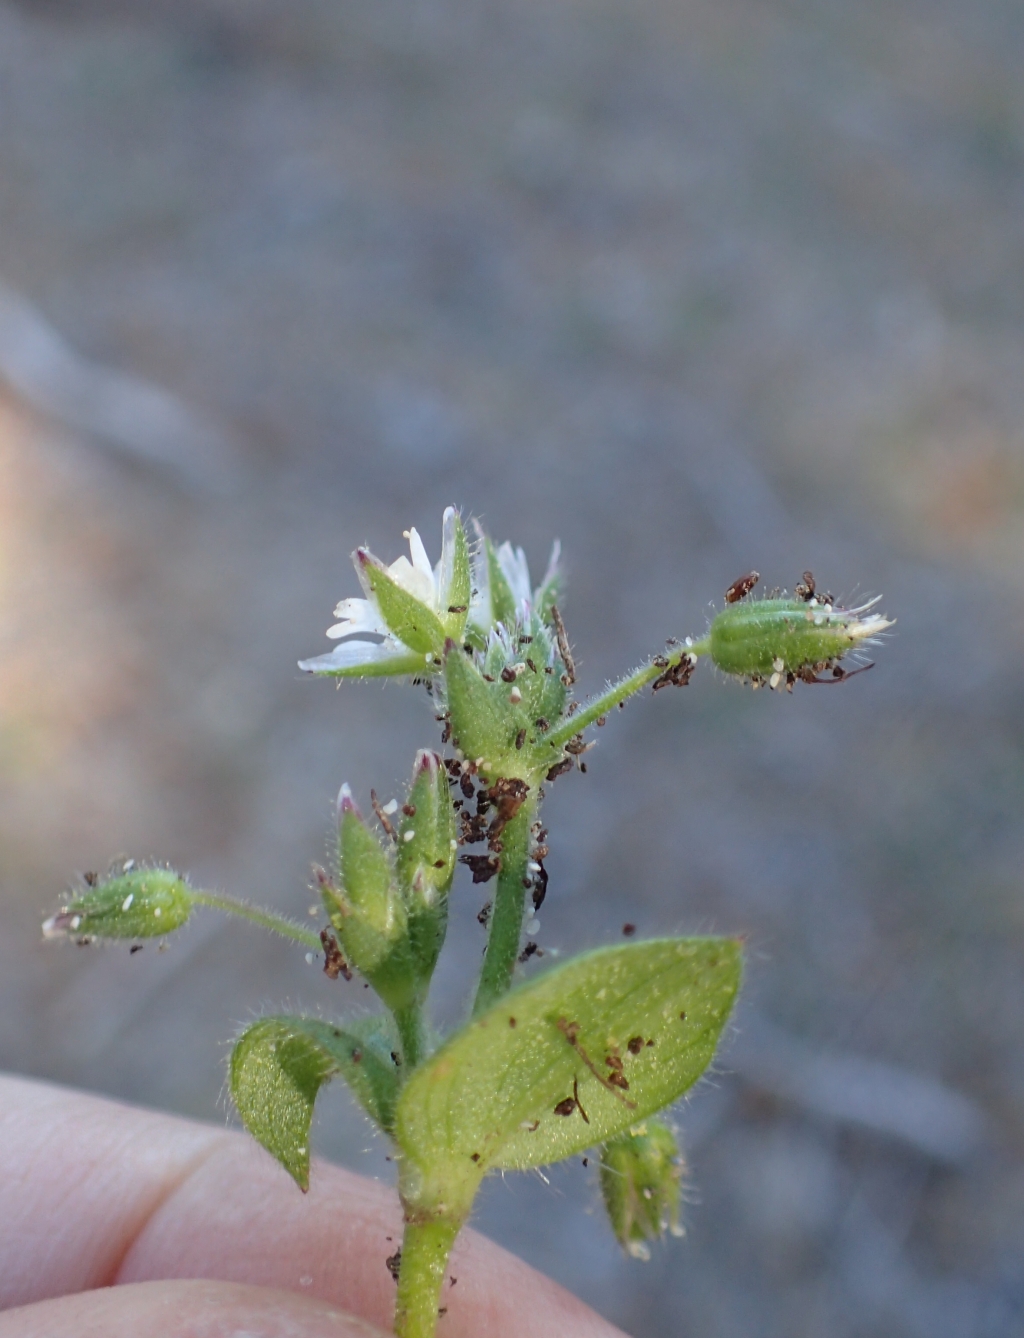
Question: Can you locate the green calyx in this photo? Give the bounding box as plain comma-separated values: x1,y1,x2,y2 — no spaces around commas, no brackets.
600,1119,685,1258
43,866,193,941
443,617,568,784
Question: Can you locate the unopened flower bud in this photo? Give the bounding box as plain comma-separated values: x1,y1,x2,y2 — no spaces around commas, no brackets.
397,751,456,906
42,867,193,941
600,1120,685,1260
322,792,424,1013
709,595,892,686
329,796,406,969
396,749,457,989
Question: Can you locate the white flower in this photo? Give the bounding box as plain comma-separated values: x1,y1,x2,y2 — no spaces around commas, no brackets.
299,507,472,677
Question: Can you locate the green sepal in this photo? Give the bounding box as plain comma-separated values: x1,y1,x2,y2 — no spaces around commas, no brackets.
534,566,561,626
43,867,192,941
442,640,522,778
358,551,446,658
438,511,472,641
485,537,519,630
304,650,427,680
324,800,424,1014
337,802,405,948
600,1119,684,1258
230,1014,402,1190
397,751,457,988
396,752,457,905
394,937,740,1218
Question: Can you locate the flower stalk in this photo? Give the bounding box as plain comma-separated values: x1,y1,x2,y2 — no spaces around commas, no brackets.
543,639,710,753
472,795,537,1017
394,1214,463,1338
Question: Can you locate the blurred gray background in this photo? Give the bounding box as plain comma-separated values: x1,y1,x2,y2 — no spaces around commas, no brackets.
1,0,1022,1334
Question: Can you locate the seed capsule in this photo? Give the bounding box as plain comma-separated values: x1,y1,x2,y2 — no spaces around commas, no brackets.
42,867,193,941
709,595,892,682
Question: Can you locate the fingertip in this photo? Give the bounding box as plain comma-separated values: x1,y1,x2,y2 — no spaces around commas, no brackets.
0,1279,389,1338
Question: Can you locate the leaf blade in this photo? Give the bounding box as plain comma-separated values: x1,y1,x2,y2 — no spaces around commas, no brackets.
231,1014,400,1189
395,938,740,1203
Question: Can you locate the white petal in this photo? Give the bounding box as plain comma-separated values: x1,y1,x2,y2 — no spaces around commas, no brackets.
386,553,436,606
405,527,434,583
467,519,492,630
535,538,561,601
298,640,414,673
496,541,532,608
326,598,387,638
436,506,457,606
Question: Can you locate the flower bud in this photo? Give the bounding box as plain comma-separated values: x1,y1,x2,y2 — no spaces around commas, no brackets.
599,1120,685,1260
396,750,456,988
709,596,892,687
397,751,456,907
326,791,407,974
42,866,193,941
322,788,431,1014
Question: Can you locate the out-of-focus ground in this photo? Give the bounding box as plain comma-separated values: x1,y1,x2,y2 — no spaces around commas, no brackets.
1,0,1023,1333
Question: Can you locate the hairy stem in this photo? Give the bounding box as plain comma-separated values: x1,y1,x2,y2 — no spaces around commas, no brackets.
544,638,710,752
472,799,535,1017
394,1214,462,1338
394,1002,427,1070
188,891,323,951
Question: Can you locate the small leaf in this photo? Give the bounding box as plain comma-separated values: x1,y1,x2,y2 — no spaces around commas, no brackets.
395,938,740,1214
231,1015,401,1190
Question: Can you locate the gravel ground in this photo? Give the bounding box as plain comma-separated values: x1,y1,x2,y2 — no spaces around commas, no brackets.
0,1,1022,1334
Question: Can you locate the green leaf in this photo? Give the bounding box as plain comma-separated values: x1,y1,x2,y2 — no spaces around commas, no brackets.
395,938,740,1215
359,553,446,657
231,1014,401,1190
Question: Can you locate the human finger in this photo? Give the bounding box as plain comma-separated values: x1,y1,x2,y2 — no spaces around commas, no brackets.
0,1279,387,1338
0,1076,628,1337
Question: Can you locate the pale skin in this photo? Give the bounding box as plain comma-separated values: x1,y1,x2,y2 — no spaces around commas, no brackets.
0,1076,628,1338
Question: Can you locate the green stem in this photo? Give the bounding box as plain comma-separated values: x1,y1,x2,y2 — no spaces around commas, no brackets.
544,638,710,752
472,799,535,1017
189,891,323,951
394,1214,463,1338
394,1002,427,1070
